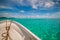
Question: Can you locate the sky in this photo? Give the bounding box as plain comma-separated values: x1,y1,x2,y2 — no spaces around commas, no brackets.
0,0,60,18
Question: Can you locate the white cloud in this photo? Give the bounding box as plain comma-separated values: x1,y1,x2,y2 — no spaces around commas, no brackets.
51,12,60,18
20,10,25,13
32,5,38,9
11,0,55,9
0,13,9,17
0,6,13,9
44,2,55,8
11,0,26,6
21,12,60,18
1,12,60,18
28,0,38,9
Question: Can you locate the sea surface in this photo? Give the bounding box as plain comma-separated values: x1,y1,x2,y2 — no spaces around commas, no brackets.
0,18,60,40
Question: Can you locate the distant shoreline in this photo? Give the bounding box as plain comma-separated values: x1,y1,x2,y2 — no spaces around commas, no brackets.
0,17,60,19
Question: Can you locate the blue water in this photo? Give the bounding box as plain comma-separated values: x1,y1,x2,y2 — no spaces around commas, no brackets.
0,18,60,40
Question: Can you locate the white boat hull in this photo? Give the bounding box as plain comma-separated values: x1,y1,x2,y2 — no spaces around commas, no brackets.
0,20,41,40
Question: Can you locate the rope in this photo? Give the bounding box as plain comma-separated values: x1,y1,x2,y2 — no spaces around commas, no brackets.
1,20,12,40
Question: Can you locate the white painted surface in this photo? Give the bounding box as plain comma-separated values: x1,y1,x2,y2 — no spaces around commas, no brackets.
0,20,41,40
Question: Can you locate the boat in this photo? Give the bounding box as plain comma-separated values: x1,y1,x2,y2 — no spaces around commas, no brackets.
0,20,41,40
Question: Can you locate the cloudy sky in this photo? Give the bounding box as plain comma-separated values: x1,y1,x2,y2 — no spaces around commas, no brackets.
0,0,60,18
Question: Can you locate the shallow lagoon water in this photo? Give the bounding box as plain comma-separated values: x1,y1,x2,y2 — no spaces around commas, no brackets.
0,18,60,40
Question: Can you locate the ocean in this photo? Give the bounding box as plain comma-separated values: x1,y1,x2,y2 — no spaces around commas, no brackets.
0,18,60,40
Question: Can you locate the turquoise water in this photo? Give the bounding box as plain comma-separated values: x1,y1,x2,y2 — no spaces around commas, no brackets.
0,18,60,40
